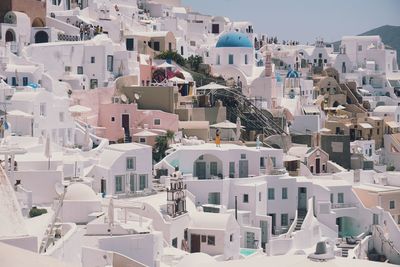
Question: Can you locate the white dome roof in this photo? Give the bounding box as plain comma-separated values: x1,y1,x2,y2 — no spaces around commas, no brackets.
64,183,98,201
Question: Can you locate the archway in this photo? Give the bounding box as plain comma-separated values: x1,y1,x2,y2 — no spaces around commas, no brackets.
332,101,340,108
32,17,45,27
193,154,223,180
34,31,49,43
5,29,15,42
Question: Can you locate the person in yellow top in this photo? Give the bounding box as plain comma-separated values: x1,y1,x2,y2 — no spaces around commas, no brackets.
215,129,221,147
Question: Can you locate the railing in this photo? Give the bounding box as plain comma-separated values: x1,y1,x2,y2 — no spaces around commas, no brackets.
331,203,358,209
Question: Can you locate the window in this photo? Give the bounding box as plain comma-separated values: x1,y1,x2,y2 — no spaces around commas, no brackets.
208,192,220,205
111,116,115,122
260,157,265,169
330,193,333,203
172,238,177,248
241,154,246,159
180,46,184,55
40,103,46,117
282,187,288,199
139,137,146,143
245,54,248,65
77,66,83,74
390,200,395,209
139,174,147,190
154,118,161,125
281,213,288,226
65,66,71,72
126,157,136,170
229,162,235,178
90,79,98,89
11,77,17,86
228,54,234,65
153,41,160,51
22,77,28,86
259,192,262,201
230,234,233,242
271,157,276,167
210,162,218,176
90,56,95,63
377,128,380,135
338,193,344,203
358,45,362,51
126,38,134,51
107,55,114,72
216,55,221,65
207,235,215,246
115,175,124,193
243,194,249,203
59,112,64,122
268,188,275,200
190,40,196,46
201,235,207,242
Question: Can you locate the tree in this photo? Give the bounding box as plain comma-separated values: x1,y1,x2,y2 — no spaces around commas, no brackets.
155,51,186,66
166,130,175,145
153,136,168,163
187,55,203,72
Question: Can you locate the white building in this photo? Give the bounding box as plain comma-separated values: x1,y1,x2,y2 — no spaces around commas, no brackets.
89,143,153,196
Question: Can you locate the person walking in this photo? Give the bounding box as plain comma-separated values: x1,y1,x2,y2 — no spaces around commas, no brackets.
215,129,221,147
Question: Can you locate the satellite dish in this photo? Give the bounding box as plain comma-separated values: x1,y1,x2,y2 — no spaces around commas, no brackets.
134,93,141,100
55,182,65,196
120,94,128,103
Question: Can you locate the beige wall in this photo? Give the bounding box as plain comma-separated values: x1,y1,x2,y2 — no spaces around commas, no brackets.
175,106,227,124
354,188,400,224
121,86,177,113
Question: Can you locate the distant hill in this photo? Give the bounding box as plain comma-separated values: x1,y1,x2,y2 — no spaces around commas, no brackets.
332,25,400,65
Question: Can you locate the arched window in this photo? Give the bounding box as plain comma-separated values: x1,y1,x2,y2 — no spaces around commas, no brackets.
35,31,49,43
5,29,15,42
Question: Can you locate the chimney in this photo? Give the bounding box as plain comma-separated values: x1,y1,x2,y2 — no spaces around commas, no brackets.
264,48,272,77
354,169,360,183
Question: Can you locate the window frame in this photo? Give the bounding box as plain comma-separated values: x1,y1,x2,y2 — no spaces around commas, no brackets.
268,188,275,200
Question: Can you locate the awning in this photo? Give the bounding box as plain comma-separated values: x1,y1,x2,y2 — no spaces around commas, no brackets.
7,109,33,118
359,123,373,129
196,82,229,90
386,121,400,128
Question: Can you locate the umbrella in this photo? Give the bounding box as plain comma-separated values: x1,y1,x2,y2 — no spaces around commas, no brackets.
157,62,175,69
196,82,229,91
210,120,239,129
68,105,92,114
235,117,242,141
108,198,114,228
84,126,91,151
168,76,187,84
133,130,158,137
44,134,51,170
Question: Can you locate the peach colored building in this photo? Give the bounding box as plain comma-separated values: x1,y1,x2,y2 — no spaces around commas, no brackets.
139,54,153,87
72,87,179,144
354,184,400,225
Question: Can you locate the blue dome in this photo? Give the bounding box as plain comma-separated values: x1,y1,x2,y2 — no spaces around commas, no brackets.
286,69,299,78
216,32,253,48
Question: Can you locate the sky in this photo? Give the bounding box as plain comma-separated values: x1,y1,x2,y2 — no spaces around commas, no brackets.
181,0,400,44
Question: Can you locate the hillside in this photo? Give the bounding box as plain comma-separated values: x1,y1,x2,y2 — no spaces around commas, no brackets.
332,25,400,65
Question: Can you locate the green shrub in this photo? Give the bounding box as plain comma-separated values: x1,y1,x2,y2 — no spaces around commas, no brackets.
29,207,47,218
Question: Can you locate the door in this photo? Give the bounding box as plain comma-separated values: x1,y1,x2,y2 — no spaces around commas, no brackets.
316,158,321,174
246,232,255,248
100,179,106,194
122,114,130,134
129,174,136,192
210,162,218,176
195,162,206,179
298,187,307,212
239,160,248,178
260,220,268,249
212,24,220,34
126,38,134,51
350,129,355,141
268,214,276,235
190,234,201,253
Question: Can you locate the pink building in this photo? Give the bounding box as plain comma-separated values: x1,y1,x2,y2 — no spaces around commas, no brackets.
71,87,179,145
139,55,153,86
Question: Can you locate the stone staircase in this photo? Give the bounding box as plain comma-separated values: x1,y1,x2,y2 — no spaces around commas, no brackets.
295,210,307,231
